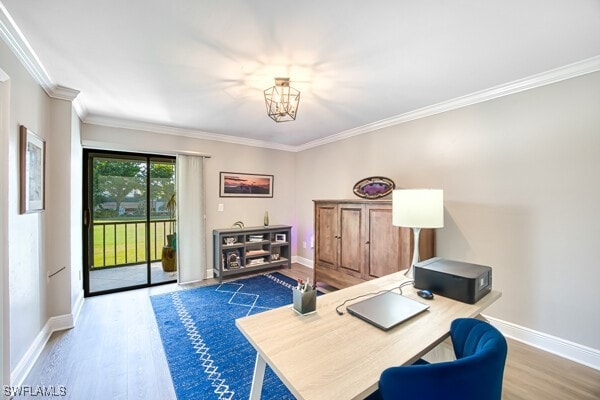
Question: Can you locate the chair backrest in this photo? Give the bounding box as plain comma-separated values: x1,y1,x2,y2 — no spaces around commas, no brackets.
451,317,507,359
377,318,508,400
449,318,508,399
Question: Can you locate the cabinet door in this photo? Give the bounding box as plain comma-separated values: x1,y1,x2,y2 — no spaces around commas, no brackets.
315,204,338,270
338,204,364,278
365,204,401,279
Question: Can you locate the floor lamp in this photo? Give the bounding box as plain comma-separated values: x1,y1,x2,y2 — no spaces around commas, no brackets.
392,189,444,278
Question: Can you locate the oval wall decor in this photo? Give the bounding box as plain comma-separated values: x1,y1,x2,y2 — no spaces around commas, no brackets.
353,176,396,199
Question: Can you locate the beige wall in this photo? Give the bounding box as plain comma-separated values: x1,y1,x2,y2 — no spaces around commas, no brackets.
3,29,599,378
1,39,80,380
45,98,78,318
295,71,600,350
1,68,11,387
2,39,51,372
70,112,83,312
83,70,600,352
82,125,297,269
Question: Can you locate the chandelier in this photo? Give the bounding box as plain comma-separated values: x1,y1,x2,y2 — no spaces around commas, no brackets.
264,77,300,122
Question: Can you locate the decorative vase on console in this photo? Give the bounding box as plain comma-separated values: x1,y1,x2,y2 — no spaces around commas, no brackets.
161,245,177,272
264,211,269,226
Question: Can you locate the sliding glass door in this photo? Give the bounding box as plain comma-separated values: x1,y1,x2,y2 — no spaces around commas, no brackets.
83,150,176,296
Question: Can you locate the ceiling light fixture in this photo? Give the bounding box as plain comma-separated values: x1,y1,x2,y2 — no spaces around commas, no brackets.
264,77,300,122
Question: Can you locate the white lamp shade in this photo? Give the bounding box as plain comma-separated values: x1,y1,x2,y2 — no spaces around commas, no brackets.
392,189,444,228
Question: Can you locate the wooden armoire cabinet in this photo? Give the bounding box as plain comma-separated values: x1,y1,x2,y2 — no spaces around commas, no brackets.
313,200,435,289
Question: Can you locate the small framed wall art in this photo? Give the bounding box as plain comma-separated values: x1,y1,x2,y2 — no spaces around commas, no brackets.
19,125,46,213
220,172,274,198
353,176,395,199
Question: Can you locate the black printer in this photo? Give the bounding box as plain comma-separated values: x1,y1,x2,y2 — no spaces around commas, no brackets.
414,257,492,304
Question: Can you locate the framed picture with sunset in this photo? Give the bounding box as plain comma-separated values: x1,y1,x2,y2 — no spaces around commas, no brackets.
219,172,274,198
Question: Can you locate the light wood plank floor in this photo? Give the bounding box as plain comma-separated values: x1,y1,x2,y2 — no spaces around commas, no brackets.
24,264,600,399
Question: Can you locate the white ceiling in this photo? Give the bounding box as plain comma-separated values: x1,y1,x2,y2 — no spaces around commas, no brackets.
2,0,600,148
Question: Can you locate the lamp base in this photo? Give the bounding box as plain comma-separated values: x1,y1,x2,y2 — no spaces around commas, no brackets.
404,227,421,279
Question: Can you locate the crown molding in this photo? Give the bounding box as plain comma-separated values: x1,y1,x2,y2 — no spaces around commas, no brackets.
0,0,287,153
0,3,52,89
83,114,297,152
50,84,79,101
72,97,87,120
3,1,598,152
0,3,79,100
82,55,600,153
295,55,600,152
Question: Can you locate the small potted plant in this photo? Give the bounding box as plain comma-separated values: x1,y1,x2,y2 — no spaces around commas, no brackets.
161,192,177,272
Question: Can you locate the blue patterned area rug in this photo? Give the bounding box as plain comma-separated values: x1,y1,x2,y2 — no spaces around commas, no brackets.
150,272,300,400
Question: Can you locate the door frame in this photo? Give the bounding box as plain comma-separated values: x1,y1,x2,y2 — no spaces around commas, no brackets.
0,68,11,390
82,149,176,296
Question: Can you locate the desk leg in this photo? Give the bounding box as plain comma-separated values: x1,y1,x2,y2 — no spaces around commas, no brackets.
249,352,266,400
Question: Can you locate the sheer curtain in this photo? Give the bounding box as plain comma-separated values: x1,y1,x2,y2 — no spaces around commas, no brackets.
176,154,207,283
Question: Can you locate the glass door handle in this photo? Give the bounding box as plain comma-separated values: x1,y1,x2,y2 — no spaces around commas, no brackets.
83,208,91,227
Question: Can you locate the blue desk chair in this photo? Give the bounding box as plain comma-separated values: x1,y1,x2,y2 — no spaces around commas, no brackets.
373,318,508,400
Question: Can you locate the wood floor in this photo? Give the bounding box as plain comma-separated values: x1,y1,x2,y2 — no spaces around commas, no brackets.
24,264,600,399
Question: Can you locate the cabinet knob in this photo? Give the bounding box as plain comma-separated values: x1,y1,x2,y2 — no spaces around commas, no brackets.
365,241,370,245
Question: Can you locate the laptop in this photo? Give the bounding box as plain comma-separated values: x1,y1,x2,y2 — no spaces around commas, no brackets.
346,291,430,330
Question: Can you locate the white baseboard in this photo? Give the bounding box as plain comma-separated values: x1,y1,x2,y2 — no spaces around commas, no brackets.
11,313,75,386
293,256,313,268
292,257,599,370
485,316,600,371
11,326,50,387
11,281,597,389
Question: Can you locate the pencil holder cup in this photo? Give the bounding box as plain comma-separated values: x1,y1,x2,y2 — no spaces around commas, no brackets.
292,287,317,315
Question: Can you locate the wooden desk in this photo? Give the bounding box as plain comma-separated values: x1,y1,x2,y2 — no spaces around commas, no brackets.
236,271,501,400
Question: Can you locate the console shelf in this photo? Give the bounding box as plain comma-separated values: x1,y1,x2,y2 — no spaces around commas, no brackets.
213,225,292,282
